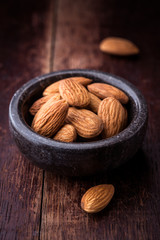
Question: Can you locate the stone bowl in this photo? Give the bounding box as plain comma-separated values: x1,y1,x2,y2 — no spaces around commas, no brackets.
9,69,148,176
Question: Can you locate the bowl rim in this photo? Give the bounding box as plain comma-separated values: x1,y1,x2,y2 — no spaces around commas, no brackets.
9,69,148,150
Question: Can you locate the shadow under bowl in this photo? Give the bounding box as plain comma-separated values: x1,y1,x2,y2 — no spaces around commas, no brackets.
9,69,148,176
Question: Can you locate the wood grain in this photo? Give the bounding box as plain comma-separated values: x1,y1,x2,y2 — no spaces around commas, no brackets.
0,0,53,239
41,0,160,239
1,0,160,239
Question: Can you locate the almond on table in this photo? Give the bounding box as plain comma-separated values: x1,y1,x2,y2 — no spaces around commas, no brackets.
99,37,139,56
43,77,92,96
87,83,129,104
31,98,69,137
81,184,115,213
98,97,128,138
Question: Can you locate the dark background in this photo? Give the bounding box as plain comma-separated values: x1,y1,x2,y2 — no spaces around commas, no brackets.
0,0,160,239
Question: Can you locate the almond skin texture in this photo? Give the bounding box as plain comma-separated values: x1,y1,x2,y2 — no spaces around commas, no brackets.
98,97,128,138
53,124,77,142
43,77,92,96
88,83,129,104
31,98,69,137
81,184,115,213
29,93,61,116
66,107,103,138
59,79,90,107
99,37,139,56
88,92,101,113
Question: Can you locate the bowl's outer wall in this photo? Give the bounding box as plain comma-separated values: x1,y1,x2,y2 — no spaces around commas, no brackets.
9,70,148,176
9,119,147,176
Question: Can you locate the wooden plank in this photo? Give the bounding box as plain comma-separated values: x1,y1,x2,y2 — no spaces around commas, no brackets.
41,0,160,239
0,0,53,239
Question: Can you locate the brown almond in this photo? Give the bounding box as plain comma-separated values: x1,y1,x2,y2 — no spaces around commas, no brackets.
66,107,103,138
29,93,61,116
53,124,77,142
88,92,101,113
99,37,139,56
69,77,92,86
43,81,60,96
43,77,92,96
31,98,69,137
81,184,115,213
88,83,129,104
98,97,127,138
59,79,90,107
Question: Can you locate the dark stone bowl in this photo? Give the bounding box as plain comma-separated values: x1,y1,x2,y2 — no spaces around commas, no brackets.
9,69,148,176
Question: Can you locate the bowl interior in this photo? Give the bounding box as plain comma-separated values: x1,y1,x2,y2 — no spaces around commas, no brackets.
20,71,136,143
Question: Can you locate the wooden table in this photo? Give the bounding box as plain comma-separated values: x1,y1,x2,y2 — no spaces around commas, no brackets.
0,0,160,239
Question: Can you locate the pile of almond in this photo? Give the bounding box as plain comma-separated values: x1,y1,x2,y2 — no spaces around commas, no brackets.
30,77,129,142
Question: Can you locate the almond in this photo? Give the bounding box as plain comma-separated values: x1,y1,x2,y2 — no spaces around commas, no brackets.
29,93,61,116
59,79,90,107
88,83,129,104
88,92,101,113
31,98,69,137
66,107,103,138
98,97,128,138
43,77,92,96
43,81,60,96
81,184,115,213
99,37,139,56
69,77,92,86
53,124,77,142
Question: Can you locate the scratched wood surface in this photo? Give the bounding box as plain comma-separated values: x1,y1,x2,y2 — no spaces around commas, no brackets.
0,0,160,239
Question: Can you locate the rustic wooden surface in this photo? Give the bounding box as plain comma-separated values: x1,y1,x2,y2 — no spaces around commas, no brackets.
0,0,160,239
